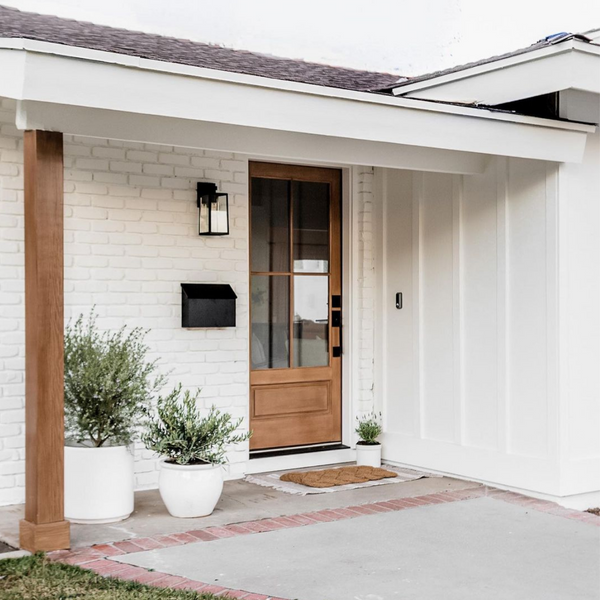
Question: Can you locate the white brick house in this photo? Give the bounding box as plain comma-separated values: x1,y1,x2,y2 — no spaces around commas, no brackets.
0,7,598,551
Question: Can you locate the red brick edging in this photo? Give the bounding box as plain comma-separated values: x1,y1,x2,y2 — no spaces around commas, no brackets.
48,486,599,600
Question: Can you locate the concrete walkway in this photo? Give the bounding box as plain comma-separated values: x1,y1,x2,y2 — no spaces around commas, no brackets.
0,470,477,548
1,469,599,598
45,484,600,600
112,496,600,600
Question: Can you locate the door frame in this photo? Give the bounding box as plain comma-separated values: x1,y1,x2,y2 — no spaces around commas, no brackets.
248,161,341,451
245,163,359,470
246,161,358,458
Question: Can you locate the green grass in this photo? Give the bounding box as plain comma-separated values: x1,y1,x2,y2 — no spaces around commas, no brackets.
0,554,221,600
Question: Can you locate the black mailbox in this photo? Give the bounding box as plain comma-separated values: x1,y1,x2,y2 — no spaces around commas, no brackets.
181,283,237,328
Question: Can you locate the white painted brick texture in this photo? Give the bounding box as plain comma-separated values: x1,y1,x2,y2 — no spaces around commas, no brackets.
0,101,250,502
0,97,374,506
355,167,376,417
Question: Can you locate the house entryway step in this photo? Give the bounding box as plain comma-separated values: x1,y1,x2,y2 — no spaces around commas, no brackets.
246,447,355,475
249,443,349,459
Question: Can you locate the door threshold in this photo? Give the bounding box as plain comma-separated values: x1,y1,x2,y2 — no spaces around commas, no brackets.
250,443,349,460
246,445,355,475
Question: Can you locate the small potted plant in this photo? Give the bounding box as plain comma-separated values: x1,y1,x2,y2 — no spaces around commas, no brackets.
142,386,251,518
64,312,165,524
355,411,383,467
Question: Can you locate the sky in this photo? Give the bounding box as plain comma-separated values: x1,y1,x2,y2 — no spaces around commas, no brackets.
2,0,599,75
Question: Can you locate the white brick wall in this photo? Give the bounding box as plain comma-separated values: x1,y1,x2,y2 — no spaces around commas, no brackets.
62,136,250,490
0,99,26,506
355,167,376,417
0,97,374,506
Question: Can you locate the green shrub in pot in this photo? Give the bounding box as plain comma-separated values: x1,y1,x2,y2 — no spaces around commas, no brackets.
142,386,251,517
64,311,165,523
355,411,383,467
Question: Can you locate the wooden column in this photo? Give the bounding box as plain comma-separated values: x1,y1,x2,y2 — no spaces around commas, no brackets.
19,130,70,552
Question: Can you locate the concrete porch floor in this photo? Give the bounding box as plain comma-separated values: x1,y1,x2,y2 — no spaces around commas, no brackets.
0,466,477,549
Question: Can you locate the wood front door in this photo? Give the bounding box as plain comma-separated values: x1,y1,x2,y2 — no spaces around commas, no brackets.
249,162,342,451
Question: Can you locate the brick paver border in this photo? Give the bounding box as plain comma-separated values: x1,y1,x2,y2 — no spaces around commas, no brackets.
48,486,599,600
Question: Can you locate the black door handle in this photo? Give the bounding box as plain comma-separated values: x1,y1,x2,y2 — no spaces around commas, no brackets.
332,309,342,357
332,311,341,327
396,292,403,309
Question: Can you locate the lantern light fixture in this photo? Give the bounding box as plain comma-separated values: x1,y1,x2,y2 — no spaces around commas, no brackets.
197,182,229,236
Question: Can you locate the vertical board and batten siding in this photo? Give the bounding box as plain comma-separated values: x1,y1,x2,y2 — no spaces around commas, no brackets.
558,90,600,496
378,157,565,495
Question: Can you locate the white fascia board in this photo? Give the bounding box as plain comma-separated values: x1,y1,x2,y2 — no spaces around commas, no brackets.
0,41,594,164
395,42,600,105
0,47,26,100
16,100,490,175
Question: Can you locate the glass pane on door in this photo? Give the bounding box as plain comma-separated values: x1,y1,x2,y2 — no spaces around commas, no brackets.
293,276,329,368
251,178,290,273
293,181,330,273
251,276,289,370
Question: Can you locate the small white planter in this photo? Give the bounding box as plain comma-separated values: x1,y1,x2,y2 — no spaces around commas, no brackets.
64,443,134,524
356,442,382,468
159,460,224,518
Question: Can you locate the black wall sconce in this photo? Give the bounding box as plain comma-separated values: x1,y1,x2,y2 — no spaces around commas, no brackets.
197,182,229,236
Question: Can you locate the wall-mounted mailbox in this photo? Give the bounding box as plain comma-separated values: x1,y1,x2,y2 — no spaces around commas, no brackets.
181,283,237,328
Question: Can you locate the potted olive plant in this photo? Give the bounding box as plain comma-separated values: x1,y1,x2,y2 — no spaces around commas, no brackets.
355,412,383,468
142,386,251,518
64,312,165,524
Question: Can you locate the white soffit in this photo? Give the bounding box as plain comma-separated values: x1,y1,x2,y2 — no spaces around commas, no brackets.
393,41,600,105
0,40,595,165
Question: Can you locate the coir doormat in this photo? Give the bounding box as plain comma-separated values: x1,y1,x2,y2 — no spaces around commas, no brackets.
245,464,440,495
281,465,397,488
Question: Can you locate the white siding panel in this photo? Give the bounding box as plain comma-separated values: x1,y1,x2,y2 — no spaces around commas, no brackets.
506,158,548,458
461,166,499,449
380,155,566,497
420,173,455,442
382,169,416,435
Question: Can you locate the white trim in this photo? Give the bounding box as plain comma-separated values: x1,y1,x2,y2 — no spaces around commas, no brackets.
0,44,594,166
0,37,594,132
394,41,600,106
341,168,354,446
245,449,356,475
382,431,560,494
452,175,464,445
15,101,490,175
393,41,577,96
384,458,600,511
496,157,509,454
412,173,424,438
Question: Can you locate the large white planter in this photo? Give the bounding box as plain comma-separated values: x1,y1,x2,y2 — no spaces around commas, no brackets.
64,443,134,524
159,460,223,518
356,443,382,468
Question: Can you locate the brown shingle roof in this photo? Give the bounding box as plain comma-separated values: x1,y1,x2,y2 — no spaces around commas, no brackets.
0,5,401,92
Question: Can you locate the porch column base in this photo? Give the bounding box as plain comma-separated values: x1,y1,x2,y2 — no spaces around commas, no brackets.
19,519,70,552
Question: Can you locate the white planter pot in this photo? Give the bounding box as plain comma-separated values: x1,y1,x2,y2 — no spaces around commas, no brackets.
64,443,134,524
159,460,224,518
356,443,382,468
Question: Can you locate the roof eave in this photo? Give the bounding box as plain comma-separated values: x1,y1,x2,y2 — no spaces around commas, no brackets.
0,41,594,167
391,40,600,106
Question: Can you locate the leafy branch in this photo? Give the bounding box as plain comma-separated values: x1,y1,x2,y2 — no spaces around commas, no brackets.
64,311,166,447
142,385,251,465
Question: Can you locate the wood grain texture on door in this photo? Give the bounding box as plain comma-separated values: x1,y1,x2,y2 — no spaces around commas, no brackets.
249,162,342,450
